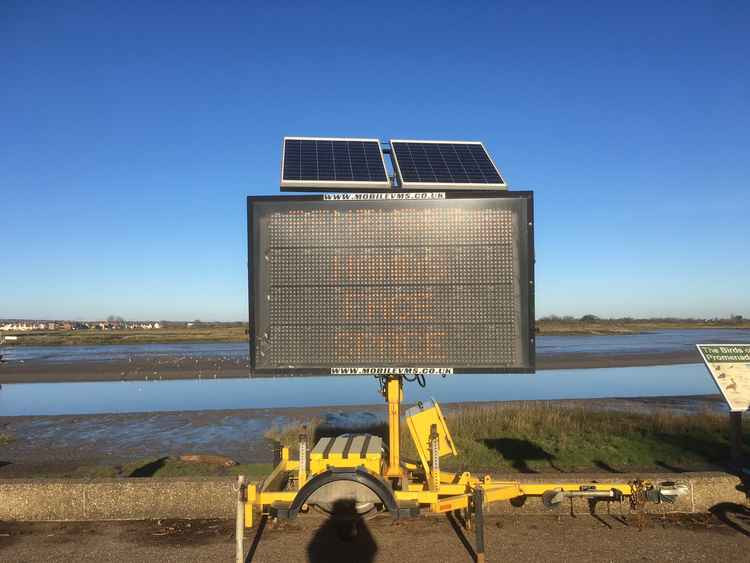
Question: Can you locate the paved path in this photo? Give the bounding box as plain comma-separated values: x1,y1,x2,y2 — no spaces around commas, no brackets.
2,509,749,562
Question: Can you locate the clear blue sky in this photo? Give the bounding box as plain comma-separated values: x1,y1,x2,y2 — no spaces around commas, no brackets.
2,1,748,321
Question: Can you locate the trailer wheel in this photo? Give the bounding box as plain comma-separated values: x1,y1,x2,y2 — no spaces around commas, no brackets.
288,467,399,521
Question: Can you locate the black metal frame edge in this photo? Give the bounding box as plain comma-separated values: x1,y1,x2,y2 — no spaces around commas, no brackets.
247,198,256,368
263,189,532,199
526,192,536,371
279,186,520,194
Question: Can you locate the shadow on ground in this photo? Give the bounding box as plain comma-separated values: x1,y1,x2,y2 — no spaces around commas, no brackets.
709,503,750,537
244,501,378,563
654,460,691,473
646,432,748,473
306,500,377,563
592,460,621,473
446,510,476,561
482,438,560,473
244,515,267,562
128,457,169,477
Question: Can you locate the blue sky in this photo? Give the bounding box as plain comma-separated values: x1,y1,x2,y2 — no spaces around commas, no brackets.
1,1,748,321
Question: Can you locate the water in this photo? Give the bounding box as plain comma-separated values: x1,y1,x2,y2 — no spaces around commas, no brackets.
4,329,749,364
0,363,717,417
538,328,750,357
2,329,746,417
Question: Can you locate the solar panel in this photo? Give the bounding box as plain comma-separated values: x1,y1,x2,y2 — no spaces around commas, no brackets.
248,192,534,376
281,137,390,190
390,140,506,189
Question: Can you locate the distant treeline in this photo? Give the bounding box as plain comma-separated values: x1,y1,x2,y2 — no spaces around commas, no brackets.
0,319,250,327
539,314,745,323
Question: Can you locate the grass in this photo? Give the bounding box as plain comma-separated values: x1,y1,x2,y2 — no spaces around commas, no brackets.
95,458,272,480
4,405,744,479
6,326,247,346
0,433,13,446
537,318,750,335
265,403,749,474
6,458,273,480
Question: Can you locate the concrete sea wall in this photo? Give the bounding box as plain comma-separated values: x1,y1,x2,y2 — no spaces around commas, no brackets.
0,472,746,521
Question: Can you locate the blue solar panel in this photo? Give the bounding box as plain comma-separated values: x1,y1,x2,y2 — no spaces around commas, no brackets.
391,141,505,188
282,138,389,188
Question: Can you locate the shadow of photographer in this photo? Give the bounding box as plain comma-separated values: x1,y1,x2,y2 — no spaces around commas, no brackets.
306,500,378,563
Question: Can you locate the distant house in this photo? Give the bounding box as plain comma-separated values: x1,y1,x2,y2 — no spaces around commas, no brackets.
1,323,33,332
153,322,161,329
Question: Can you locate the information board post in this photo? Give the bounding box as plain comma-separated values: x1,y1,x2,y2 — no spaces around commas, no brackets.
696,344,750,466
730,412,743,463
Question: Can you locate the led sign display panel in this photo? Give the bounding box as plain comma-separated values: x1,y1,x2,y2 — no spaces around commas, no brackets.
248,193,534,375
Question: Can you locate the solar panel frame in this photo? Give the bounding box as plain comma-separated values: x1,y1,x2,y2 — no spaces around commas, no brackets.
247,190,535,377
280,136,391,190
390,140,507,190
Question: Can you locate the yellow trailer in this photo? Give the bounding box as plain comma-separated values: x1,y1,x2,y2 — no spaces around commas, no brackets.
241,375,687,559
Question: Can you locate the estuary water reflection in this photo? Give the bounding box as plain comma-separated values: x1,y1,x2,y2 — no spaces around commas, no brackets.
0,363,715,416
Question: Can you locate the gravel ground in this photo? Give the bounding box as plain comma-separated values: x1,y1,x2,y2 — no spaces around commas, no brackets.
1,509,749,562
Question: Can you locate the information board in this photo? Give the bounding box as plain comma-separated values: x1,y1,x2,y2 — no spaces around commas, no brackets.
697,344,750,412
248,192,534,376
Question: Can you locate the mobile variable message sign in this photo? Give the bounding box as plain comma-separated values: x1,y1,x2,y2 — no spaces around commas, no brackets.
248,192,534,376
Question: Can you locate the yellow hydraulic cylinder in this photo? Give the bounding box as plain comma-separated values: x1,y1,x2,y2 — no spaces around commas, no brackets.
384,377,403,480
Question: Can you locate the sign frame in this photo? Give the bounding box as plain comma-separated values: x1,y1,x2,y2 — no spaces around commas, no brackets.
696,343,750,412
247,190,535,376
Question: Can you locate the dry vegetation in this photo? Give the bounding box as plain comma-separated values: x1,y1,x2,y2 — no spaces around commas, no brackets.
266,403,748,474
5,318,748,346
537,317,750,335
6,325,247,346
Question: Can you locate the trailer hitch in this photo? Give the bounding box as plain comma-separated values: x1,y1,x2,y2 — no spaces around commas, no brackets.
541,481,688,509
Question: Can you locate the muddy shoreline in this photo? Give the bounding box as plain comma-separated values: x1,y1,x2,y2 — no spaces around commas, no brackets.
0,351,701,384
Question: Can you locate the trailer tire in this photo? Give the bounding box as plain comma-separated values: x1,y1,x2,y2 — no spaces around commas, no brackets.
288,467,399,520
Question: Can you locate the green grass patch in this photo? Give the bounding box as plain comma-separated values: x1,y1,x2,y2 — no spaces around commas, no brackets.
12,458,273,481
265,403,749,474
537,318,750,335
102,458,271,480
0,433,14,446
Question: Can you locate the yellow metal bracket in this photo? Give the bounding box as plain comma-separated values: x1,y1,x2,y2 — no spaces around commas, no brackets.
405,399,458,490
244,483,256,528
384,376,404,480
